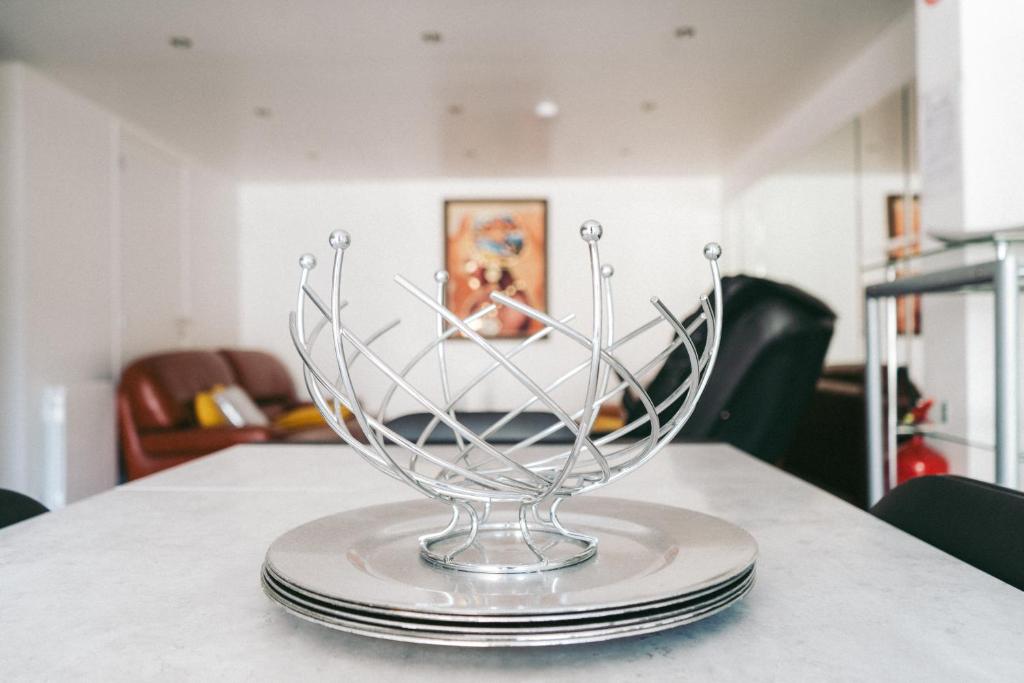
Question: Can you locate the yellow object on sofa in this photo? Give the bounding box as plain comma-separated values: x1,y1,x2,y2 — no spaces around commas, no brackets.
273,404,349,431
194,385,228,427
591,412,626,434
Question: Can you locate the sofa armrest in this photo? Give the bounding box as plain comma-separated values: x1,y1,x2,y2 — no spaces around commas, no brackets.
140,426,274,457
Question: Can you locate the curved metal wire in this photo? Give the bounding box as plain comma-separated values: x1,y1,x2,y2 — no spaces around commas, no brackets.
288,223,723,573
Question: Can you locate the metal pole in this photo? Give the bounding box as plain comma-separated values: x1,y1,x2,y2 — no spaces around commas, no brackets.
865,296,885,505
884,268,899,492
994,241,1019,489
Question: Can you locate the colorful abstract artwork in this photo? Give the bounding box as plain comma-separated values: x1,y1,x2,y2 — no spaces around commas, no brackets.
444,199,547,338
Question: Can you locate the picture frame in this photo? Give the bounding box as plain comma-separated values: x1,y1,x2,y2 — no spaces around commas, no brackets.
886,193,922,336
443,199,548,339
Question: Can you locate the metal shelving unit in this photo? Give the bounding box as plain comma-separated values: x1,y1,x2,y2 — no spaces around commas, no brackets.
864,233,1023,505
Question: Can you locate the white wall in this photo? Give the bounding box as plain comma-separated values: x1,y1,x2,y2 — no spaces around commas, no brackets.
0,63,118,501
188,165,241,347
726,9,915,197
118,130,186,363
117,133,241,357
938,0,1024,232
727,87,926,368
0,63,240,503
722,10,917,367
0,65,26,492
726,123,861,363
239,178,721,416
915,0,1024,482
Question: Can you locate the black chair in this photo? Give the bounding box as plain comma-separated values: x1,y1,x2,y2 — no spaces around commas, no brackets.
623,275,835,463
0,489,48,530
871,475,1024,590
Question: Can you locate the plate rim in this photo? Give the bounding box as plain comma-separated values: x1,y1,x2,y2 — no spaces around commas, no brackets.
263,564,755,631
264,496,759,618
262,572,756,647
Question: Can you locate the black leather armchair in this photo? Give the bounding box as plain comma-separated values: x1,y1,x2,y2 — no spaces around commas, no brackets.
624,275,835,463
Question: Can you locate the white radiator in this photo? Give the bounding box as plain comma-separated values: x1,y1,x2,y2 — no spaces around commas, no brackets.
40,381,118,509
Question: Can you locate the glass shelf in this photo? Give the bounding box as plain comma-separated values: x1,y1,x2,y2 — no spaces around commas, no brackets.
861,226,1024,273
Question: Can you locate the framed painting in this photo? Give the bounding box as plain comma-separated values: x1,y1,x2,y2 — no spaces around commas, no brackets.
444,199,548,338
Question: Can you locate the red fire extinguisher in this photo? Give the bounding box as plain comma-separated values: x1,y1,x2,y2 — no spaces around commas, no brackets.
897,399,949,485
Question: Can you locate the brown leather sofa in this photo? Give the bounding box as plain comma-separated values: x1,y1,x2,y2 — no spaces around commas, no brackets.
118,348,327,480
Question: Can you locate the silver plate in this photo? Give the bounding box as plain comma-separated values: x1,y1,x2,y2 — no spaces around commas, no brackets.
262,564,755,634
261,570,756,647
263,561,753,624
264,497,758,619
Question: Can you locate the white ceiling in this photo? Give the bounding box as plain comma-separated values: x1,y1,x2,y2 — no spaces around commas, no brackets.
0,0,909,180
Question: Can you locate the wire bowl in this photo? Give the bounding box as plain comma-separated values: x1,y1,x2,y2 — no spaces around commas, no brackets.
289,220,722,573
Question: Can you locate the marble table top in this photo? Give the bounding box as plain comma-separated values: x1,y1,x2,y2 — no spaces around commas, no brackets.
2,443,1023,681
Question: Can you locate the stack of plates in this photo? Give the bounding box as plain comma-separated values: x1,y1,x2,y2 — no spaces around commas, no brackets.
262,497,757,647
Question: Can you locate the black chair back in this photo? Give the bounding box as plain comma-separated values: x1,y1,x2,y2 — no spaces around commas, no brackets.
0,489,48,530
624,275,835,463
871,475,1024,590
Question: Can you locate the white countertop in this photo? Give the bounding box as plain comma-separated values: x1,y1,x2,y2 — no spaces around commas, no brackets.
2,443,1022,681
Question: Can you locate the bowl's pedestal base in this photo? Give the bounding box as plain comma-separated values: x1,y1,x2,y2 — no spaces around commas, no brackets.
420,518,598,573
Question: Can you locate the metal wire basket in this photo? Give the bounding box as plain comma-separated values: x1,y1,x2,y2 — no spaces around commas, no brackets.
289,220,722,573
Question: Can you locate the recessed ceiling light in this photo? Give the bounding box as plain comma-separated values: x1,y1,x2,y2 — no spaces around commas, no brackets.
253,106,272,118
640,101,657,113
534,100,559,119
674,26,696,39
447,104,464,115
421,31,443,43
169,35,193,49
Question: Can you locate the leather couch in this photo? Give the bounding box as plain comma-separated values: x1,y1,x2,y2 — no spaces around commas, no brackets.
117,349,329,480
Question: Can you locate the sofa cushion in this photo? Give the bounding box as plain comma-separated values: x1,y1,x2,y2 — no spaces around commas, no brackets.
218,349,297,407
120,351,237,430
212,385,271,427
